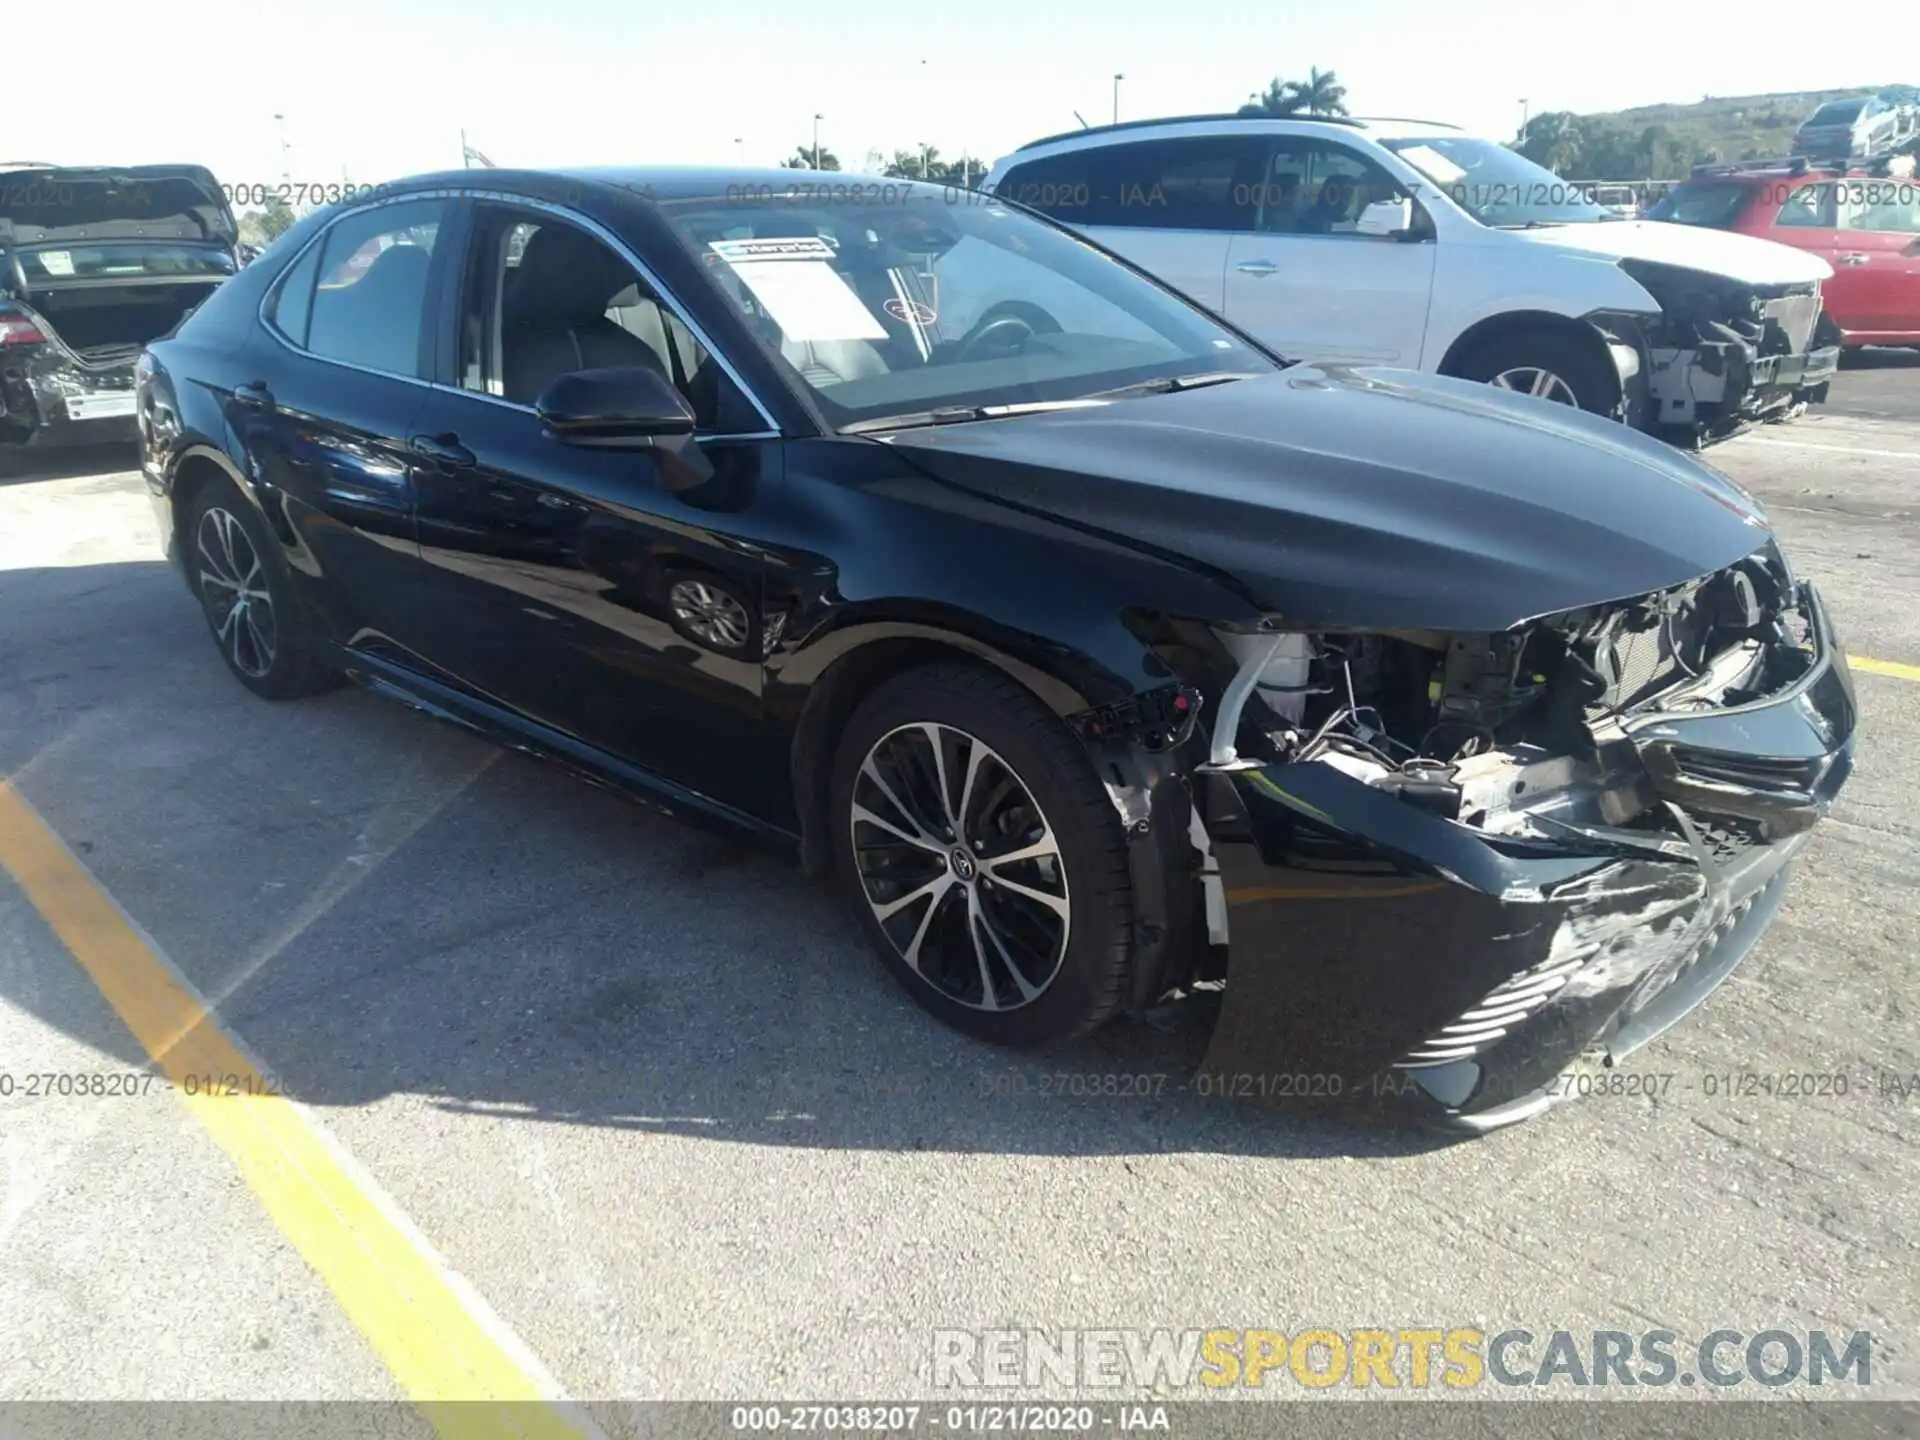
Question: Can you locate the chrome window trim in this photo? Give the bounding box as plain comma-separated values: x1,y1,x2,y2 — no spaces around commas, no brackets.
255,186,786,442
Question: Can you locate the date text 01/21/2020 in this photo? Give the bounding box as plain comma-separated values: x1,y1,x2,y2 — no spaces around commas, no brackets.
0,1071,284,1099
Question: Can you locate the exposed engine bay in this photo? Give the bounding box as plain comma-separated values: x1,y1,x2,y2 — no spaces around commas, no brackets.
1618,261,1839,438
1205,543,1814,843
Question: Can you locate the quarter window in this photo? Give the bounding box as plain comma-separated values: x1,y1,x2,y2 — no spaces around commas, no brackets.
299,200,446,377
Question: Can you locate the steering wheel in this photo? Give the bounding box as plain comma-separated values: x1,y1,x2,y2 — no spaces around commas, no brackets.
954,306,1061,362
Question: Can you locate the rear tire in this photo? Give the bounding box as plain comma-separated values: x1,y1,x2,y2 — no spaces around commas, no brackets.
828,663,1134,1048
183,477,341,700
1453,327,1618,418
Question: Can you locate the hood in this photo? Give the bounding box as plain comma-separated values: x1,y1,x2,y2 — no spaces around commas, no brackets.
0,166,237,248
1508,218,1832,286
881,368,1772,633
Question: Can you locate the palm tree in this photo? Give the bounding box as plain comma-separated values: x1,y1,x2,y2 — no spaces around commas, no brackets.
1239,79,1306,118
780,146,841,171
1285,67,1348,117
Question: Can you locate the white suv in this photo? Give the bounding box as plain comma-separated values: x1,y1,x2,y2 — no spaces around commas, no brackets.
980,116,1842,442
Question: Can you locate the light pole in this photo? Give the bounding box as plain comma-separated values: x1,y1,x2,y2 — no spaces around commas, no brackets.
812,114,823,170
273,112,291,189
1113,73,1124,124
1518,98,1530,143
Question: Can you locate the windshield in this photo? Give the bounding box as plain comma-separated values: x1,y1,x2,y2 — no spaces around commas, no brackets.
1380,137,1612,227
654,183,1274,429
1807,101,1863,124
1642,181,1752,229
12,241,236,286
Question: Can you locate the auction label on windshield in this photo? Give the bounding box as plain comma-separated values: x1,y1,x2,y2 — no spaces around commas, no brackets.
708,238,888,343
36,250,76,276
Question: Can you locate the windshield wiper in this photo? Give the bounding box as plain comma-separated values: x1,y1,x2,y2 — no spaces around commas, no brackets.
839,398,1109,436
1090,370,1261,400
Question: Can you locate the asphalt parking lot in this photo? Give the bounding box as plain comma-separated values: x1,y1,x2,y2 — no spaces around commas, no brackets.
1,355,1917,1423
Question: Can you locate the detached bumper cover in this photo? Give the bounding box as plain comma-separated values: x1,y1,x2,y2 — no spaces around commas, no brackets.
1198,584,1855,1128
1,345,139,444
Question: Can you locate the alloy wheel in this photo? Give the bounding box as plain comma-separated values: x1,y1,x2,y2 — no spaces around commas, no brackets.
667,578,751,651
849,722,1070,1011
1490,367,1579,405
195,507,277,678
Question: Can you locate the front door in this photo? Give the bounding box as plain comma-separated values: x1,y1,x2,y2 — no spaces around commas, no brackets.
404,202,783,814
1221,138,1437,365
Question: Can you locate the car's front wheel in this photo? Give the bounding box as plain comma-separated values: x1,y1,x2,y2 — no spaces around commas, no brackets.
1455,327,1617,417
828,663,1135,1047
185,478,341,700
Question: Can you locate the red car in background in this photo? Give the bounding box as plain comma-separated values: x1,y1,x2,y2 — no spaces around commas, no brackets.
1647,153,1920,349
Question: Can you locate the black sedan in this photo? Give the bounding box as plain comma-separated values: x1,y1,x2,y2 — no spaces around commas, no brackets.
136,167,1856,1129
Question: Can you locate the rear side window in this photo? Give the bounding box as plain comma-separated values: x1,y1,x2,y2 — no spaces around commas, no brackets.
1646,182,1754,228
289,199,447,377
1775,183,1836,228
1841,180,1920,234
996,138,1266,232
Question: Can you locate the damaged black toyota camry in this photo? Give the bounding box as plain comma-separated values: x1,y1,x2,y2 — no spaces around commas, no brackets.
136,169,1857,1130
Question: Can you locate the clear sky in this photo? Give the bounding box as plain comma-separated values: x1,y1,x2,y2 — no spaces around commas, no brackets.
11,0,1909,192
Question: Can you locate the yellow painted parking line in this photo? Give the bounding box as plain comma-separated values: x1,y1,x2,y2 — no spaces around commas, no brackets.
0,782,599,1440
1852,655,1920,683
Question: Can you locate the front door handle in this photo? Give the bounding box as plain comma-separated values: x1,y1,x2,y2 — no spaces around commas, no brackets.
1234,259,1280,276
409,432,476,470
1835,253,1871,266
233,381,274,411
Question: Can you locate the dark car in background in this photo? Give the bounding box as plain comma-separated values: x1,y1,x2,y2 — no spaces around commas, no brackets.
137,167,1855,1129
1,164,239,446
1791,94,1915,160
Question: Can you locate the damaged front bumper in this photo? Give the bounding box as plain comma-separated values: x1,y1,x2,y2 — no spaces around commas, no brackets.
1193,584,1855,1131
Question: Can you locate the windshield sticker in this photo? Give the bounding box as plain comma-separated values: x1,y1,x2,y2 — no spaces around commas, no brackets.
708,237,837,263
710,241,888,342
1394,145,1466,185
37,250,76,276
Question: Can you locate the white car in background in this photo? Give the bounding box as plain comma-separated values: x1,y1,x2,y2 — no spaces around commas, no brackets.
979,116,1842,443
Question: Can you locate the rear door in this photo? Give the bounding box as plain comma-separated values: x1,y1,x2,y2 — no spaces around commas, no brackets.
1832,178,1920,336
1222,137,1436,364
994,136,1270,313
241,195,453,659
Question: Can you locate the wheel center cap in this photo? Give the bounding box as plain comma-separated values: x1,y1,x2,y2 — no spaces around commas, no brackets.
950,847,977,882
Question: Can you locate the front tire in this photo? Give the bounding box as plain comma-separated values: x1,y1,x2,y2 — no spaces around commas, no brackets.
828,663,1135,1048
184,477,341,700
1454,327,1617,417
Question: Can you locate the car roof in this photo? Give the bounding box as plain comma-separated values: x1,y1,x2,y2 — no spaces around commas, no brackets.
380,166,957,202
1003,114,1464,158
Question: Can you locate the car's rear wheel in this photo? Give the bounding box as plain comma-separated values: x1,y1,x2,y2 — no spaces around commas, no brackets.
185,478,340,700
1455,328,1617,417
828,663,1134,1047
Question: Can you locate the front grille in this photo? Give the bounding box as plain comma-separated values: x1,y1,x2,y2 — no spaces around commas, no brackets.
1395,950,1591,1068
1675,752,1828,792
1757,288,1821,355
1688,814,1766,867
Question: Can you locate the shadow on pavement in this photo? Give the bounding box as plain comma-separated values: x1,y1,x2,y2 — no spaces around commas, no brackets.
0,441,142,486
0,559,1462,1166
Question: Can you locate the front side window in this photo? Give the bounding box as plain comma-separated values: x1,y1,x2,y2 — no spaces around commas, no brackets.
456,207,757,430
655,185,1275,429
1258,141,1410,236
294,199,446,377
1382,136,1612,227
1775,183,1836,229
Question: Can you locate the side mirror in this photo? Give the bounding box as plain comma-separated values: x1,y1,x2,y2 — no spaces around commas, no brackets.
534,366,696,448
1354,196,1415,238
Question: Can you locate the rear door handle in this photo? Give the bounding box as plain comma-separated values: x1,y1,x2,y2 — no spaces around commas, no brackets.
409,432,476,470
1234,259,1280,276
233,381,274,410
